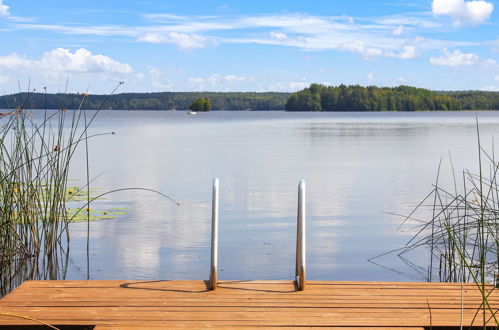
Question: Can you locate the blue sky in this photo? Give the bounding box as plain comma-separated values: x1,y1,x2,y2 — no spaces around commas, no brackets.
0,0,498,94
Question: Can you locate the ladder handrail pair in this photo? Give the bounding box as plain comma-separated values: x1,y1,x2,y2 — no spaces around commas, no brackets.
209,178,306,291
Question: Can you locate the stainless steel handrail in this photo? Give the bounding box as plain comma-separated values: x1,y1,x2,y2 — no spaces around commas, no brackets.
295,180,306,291
209,178,219,290
209,178,304,291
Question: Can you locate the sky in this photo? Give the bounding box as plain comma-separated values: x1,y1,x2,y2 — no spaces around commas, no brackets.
0,0,498,94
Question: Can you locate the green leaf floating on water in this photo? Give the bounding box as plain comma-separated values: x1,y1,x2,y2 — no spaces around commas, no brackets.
66,208,128,222
65,186,107,202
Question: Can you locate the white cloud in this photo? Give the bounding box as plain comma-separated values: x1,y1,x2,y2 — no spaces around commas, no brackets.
0,12,422,55
495,75,499,81
270,31,287,40
398,77,406,83
480,58,497,67
223,74,247,83
339,15,355,24
188,77,204,84
0,48,133,77
366,72,375,82
42,48,132,74
339,40,418,59
148,67,172,89
138,32,216,50
2,10,486,61
385,45,419,59
137,32,166,44
432,0,494,26
392,26,404,35
339,40,383,59
269,81,309,92
142,13,186,21
429,48,479,66
374,13,442,28
480,85,499,91
0,53,33,70
188,73,253,91
400,45,419,59
0,74,9,84
0,0,9,16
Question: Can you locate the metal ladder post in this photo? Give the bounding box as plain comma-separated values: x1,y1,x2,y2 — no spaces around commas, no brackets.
209,178,219,290
295,180,306,291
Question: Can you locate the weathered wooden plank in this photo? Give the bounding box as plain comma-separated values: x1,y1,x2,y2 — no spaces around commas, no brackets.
0,301,493,309
0,280,497,328
93,326,427,330
5,287,495,297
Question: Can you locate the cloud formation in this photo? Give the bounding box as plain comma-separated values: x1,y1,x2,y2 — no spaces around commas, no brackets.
392,26,404,35
148,67,172,89
429,48,479,66
0,0,9,16
338,40,419,59
138,32,217,50
0,48,133,75
188,73,253,90
268,81,310,92
4,11,448,58
432,0,494,25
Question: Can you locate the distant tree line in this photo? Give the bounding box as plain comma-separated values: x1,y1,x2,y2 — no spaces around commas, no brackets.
1,86,498,111
0,92,290,111
443,91,499,110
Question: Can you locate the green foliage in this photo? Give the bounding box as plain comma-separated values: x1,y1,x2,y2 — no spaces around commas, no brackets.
0,104,89,296
0,92,290,111
2,87,497,112
286,84,499,111
189,98,211,112
444,91,499,110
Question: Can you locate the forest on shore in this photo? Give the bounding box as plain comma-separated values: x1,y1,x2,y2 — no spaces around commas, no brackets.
0,92,290,111
1,85,498,111
285,84,499,111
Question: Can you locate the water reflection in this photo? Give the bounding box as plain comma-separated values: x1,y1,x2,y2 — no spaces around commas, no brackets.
1,245,69,297
14,111,499,285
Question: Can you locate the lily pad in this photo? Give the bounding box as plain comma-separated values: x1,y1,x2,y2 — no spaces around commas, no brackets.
66,208,129,222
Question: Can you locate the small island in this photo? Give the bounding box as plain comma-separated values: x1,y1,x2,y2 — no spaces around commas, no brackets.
189,98,212,112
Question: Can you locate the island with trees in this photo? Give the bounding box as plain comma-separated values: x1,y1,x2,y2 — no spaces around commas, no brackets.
189,98,212,112
287,84,463,111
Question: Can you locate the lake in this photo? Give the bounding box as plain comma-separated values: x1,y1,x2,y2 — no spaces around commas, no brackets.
59,110,499,282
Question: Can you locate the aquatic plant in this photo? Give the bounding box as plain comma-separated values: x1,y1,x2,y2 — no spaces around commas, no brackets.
375,118,499,327
0,84,122,296
0,83,181,298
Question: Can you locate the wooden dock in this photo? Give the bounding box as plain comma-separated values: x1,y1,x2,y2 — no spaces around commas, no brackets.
0,280,498,329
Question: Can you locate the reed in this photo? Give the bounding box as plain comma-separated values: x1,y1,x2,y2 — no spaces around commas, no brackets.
0,85,121,296
383,118,499,327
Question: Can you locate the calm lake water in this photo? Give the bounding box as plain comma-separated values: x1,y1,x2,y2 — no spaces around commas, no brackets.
60,110,499,282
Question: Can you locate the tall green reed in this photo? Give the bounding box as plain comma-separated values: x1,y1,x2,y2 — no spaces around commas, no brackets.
376,119,499,327
0,84,122,296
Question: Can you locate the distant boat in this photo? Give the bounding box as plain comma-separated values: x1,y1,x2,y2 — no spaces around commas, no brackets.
187,111,197,115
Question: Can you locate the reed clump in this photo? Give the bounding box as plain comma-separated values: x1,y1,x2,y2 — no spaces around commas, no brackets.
386,120,499,326
0,87,117,296
0,84,178,298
